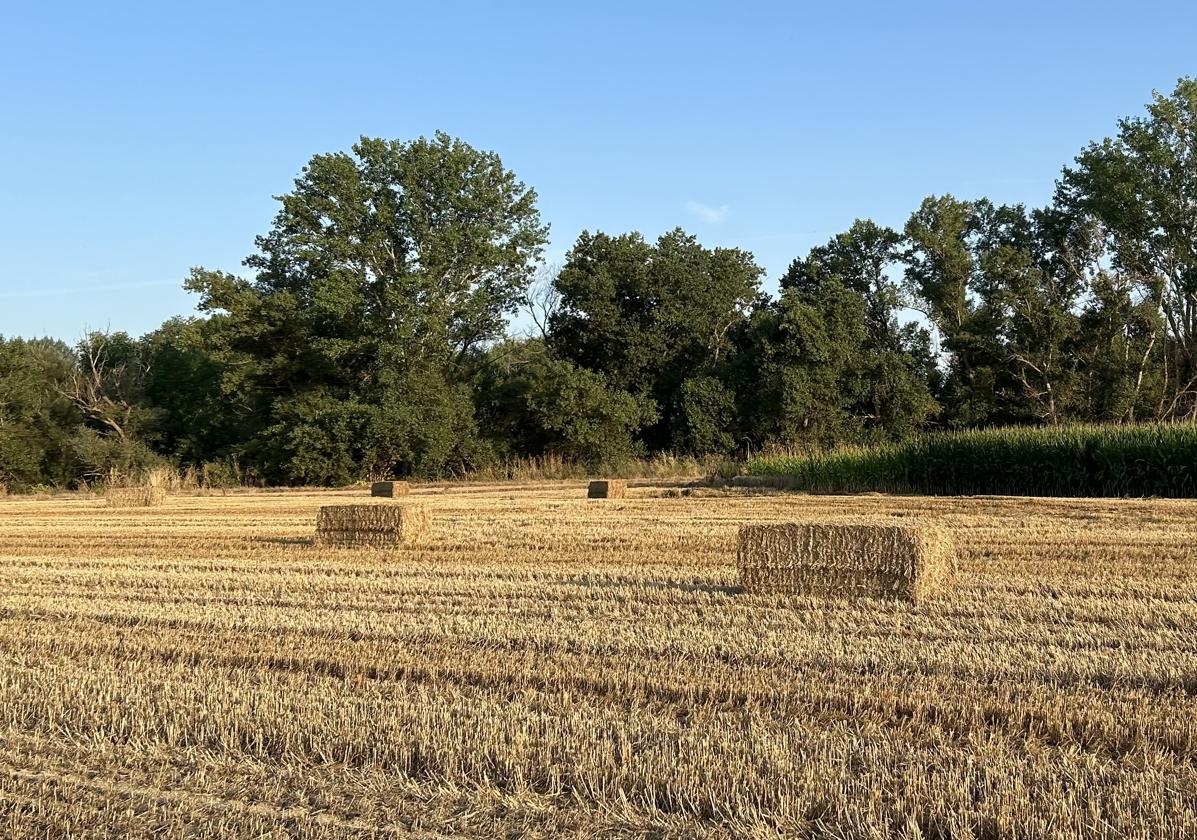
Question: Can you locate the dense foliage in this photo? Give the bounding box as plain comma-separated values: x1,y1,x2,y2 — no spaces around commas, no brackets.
3,80,1197,489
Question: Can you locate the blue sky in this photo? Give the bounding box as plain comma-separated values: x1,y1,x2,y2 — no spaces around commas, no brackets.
2,0,1195,340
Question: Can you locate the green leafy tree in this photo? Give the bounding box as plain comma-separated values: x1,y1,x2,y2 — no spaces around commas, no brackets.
784,220,938,438
141,317,241,465
0,337,79,488
740,278,874,447
903,197,1091,426
1075,272,1166,421
902,196,1005,425
971,204,1087,423
522,357,657,467
57,331,165,483
1057,77,1197,417
186,132,547,482
473,339,654,467
784,220,903,343
673,375,737,455
549,228,762,451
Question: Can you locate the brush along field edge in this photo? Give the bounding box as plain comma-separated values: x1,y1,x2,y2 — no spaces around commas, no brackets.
104,487,167,508
314,503,430,546
738,521,956,602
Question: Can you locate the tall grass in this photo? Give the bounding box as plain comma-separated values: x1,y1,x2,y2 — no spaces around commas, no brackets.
749,423,1197,498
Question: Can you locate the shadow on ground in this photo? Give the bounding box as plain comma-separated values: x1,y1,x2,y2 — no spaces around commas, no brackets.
251,536,314,547
558,575,744,596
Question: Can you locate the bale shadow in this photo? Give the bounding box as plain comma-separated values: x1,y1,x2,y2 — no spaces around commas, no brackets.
559,575,744,597
251,536,314,547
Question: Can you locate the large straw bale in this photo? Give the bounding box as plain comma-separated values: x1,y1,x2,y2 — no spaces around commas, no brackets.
314,503,429,547
370,481,410,498
587,480,626,499
105,487,167,508
737,521,954,602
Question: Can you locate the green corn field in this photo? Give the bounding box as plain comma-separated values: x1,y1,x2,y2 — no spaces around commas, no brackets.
749,423,1197,497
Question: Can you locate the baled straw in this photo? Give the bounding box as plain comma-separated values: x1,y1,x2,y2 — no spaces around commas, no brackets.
314,503,429,547
370,481,410,498
737,521,955,602
587,480,627,499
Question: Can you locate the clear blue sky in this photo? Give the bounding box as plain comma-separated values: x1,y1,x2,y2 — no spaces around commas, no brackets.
2,0,1194,341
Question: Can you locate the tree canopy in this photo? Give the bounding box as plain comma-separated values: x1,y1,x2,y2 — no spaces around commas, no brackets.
184,133,548,483
4,80,1197,488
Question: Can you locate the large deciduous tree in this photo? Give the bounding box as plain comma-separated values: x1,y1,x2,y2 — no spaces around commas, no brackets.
902,195,1002,425
0,337,79,489
187,132,547,482
140,317,243,467
548,228,762,453
738,221,937,447
1057,77,1197,418
902,198,1090,425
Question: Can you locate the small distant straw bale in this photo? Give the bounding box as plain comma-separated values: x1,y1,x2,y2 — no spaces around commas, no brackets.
370,481,410,498
314,503,429,547
737,521,954,602
587,480,626,499
106,487,167,508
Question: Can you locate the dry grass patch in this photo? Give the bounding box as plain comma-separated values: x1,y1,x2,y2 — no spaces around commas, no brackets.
104,487,167,508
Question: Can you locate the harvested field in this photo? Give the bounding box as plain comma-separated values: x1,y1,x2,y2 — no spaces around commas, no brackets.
2,483,1197,837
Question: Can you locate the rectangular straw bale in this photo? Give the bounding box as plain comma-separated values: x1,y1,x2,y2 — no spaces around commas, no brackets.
370,480,410,498
314,503,429,547
105,487,167,508
737,521,954,602
587,479,626,499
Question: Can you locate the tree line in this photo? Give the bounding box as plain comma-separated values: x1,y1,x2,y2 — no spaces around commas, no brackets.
2,79,1195,489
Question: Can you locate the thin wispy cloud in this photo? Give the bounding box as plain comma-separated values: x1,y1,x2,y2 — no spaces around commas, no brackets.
0,280,180,300
684,200,729,224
